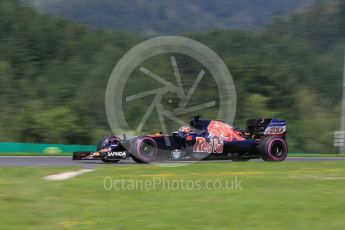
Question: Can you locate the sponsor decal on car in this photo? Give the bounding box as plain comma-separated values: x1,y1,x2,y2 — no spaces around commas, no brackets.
171,149,183,160
107,152,127,157
193,137,224,154
207,120,245,142
264,126,286,135
264,119,286,135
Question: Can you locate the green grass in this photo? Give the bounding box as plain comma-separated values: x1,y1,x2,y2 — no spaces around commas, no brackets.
1,162,345,229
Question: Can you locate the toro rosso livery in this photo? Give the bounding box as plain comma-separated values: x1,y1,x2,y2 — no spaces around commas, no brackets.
73,116,288,163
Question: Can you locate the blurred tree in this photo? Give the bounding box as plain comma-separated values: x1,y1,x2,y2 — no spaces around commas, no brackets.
23,0,312,35
0,0,343,154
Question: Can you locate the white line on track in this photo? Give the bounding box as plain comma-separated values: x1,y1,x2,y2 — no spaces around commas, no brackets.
44,169,94,181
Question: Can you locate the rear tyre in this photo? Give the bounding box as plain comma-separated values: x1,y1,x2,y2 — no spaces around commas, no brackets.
259,136,288,161
130,137,158,164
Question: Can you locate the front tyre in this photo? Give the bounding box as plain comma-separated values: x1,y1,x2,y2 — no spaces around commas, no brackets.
259,136,288,161
130,137,158,163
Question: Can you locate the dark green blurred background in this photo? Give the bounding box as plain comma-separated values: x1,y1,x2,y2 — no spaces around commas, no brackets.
0,0,344,153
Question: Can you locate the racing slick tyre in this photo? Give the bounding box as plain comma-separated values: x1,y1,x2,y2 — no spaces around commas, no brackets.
130,136,158,164
259,136,288,161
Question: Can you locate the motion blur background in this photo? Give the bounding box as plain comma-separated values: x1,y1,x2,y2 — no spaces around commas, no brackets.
0,0,344,153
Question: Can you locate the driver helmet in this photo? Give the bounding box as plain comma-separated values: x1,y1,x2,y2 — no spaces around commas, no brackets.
178,125,191,134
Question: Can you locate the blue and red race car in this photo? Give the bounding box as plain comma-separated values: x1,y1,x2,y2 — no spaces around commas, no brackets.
73,116,288,163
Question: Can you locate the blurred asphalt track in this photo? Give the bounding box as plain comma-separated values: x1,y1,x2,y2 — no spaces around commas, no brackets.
0,156,345,168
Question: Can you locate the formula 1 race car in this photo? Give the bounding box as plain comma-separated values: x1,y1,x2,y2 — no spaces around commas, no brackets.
73,116,288,163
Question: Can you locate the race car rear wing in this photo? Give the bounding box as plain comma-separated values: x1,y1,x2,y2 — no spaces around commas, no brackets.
246,118,286,138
